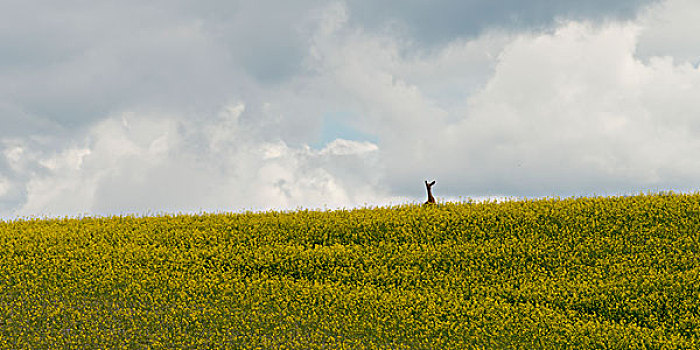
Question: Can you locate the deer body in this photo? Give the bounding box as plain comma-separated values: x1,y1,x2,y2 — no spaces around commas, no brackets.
425,180,436,204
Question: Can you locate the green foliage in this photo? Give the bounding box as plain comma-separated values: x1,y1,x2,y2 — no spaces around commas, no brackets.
1,193,699,348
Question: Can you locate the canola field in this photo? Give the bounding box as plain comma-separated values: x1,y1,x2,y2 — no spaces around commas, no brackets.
1,193,699,349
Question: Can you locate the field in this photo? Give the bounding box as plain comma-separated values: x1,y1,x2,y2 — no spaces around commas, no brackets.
1,193,699,349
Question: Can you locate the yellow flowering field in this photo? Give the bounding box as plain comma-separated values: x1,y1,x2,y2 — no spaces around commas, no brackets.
1,193,699,349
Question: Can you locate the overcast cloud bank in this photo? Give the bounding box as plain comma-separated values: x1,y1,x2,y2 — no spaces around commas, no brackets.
2,0,699,219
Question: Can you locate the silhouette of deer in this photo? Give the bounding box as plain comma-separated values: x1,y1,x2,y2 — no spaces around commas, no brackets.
424,180,436,204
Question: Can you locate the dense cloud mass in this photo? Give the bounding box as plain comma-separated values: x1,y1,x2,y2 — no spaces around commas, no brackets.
1,0,699,218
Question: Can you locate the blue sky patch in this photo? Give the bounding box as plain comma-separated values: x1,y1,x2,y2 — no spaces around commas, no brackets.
313,112,379,149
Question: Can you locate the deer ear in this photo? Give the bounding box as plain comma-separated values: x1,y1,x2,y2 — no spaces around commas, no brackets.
429,180,436,186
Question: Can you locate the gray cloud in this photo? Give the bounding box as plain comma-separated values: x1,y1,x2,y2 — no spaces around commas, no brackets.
0,0,329,134
0,0,660,136
1,2,232,128
346,0,660,47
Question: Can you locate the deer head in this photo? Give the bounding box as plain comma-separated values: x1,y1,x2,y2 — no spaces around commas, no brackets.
425,180,436,204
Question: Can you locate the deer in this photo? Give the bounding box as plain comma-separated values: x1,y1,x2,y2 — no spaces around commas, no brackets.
424,180,436,204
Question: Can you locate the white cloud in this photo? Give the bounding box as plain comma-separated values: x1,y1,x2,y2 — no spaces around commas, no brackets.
464,22,700,195
3,144,26,172
319,139,378,156
0,176,9,197
636,0,700,65
3,103,394,218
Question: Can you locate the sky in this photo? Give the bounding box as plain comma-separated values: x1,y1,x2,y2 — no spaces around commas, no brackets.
2,0,700,219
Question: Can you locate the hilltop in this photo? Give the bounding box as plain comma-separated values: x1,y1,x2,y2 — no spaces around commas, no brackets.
0,193,698,348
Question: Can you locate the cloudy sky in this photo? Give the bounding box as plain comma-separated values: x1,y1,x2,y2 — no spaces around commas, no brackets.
2,0,700,219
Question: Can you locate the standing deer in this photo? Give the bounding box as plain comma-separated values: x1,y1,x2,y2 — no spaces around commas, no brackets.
424,180,436,204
